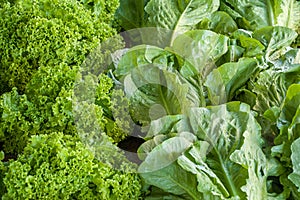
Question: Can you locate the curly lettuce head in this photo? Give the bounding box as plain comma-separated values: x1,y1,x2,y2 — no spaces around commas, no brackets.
0,0,119,94
2,132,142,199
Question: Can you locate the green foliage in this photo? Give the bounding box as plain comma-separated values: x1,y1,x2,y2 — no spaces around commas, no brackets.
0,0,118,94
0,70,130,154
138,102,267,199
1,0,300,199
0,63,79,154
2,132,142,199
110,1,300,198
0,151,7,197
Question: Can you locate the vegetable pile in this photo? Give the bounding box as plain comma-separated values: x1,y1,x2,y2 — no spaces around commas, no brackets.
1,0,300,199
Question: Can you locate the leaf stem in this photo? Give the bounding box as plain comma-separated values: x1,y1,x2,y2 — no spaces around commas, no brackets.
266,0,275,26
215,149,239,197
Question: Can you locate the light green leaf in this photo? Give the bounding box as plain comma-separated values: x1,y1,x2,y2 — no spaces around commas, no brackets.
272,84,300,194
138,136,201,199
205,58,257,105
115,0,149,30
139,136,193,173
140,162,202,199
178,141,230,199
115,45,172,78
125,65,201,123
172,30,229,76
145,0,220,44
276,0,300,31
145,115,188,138
238,35,265,57
177,102,267,199
220,0,300,31
198,11,238,35
289,138,300,191
253,26,298,60
230,119,267,200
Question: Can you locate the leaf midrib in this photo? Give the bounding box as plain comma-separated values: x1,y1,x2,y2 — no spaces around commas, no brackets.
170,0,194,45
166,173,200,200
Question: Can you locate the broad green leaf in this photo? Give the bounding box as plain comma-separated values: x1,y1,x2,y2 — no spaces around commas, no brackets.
115,45,172,78
124,65,201,123
272,84,300,173
220,0,300,31
219,0,278,30
238,35,265,57
172,30,229,76
139,136,194,173
253,26,298,60
178,102,267,199
289,138,300,191
178,141,230,199
276,0,300,31
205,58,257,105
145,115,188,138
230,120,267,200
140,162,202,199
138,137,201,199
145,0,220,44
241,53,300,115
280,84,300,122
115,0,150,30
198,11,238,35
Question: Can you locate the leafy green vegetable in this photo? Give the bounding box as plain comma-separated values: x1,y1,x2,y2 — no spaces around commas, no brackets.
198,11,238,35
115,0,149,30
289,138,300,191
171,30,229,76
205,58,258,104
145,0,219,44
2,132,142,199
0,0,118,94
137,102,268,199
253,26,298,60
1,0,300,199
220,0,300,31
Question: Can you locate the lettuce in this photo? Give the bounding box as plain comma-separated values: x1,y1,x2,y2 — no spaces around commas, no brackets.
0,0,118,94
2,132,142,199
137,102,267,199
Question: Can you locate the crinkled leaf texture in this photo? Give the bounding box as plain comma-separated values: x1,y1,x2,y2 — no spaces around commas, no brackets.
220,0,300,31
289,138,300,192
145,0,220,44
2,132,142,199
205,58,258,105
114,45,204,125
138,102,268,199
271,84,300,198
253,26,298,60
171,30,229,77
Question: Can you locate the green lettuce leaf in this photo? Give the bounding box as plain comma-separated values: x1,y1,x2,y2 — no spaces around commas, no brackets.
139,102,267,199
271,84,300,198
115,0,149,30
186,102,267,199
205,58,258,105
171,30,229,77
145,0,220,44
138,136,201,199
253,26,298,60
220,0,300,31
125,65,200,124
198,11,238,35
289,138,300,191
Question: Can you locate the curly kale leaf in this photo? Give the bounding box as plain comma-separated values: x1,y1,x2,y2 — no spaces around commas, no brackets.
2,133,142,199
